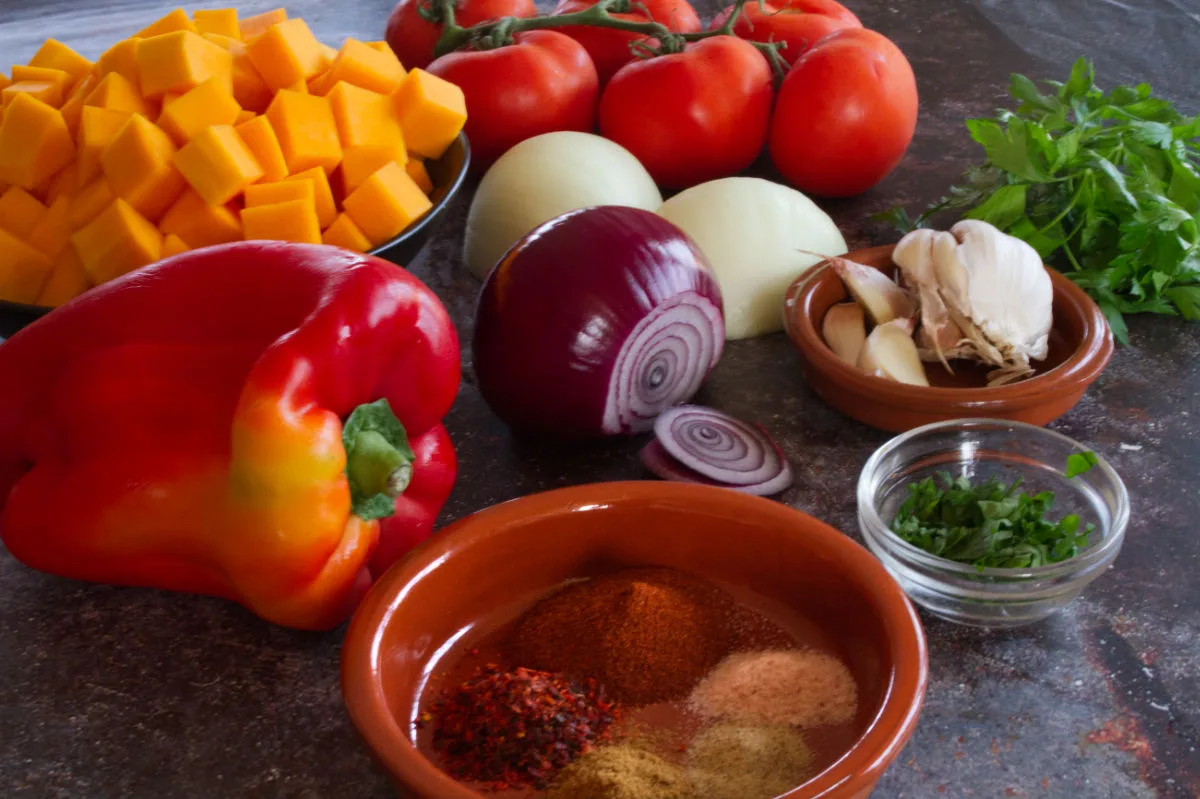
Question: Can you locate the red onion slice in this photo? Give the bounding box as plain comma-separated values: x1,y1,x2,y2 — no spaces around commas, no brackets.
653,406,791,488
640,439,794,496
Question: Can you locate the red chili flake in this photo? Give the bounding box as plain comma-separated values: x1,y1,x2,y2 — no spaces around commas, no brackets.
430,665,621,789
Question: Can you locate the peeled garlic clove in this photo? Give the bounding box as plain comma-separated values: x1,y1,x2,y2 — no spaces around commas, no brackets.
822,302,867,365
857,319,930,387
828,256,913,325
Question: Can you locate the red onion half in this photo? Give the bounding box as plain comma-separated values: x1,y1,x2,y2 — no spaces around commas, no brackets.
473,206,725,438
644,405,793,495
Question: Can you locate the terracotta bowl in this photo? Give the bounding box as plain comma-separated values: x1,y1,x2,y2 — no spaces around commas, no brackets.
341,481,928,799
783,245,1114,433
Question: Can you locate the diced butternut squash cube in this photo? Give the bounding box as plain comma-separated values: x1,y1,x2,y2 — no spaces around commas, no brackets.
239,8,288,41
0,93,75,190
367,42,392,54
137,31,233,99
406,158,433,194
320,43,339,66
59,74,97,133
78,106,132,186
28,40,93,84
101,114,186,221
264,90,342,175
246,18,326,90
328,81,405,152
159,189,241,247
340,142,407,195
173,124,263,205
193,9,240,39
46,162,79,201
161,232,190,257
0,73,10,92
203,32,242,51
0,186,48,238
343,161,431,246
3,81,64,109
71,198,162,283
235,108,255,124
392,69,466,159
96,38,143,94
230,51,273,113
244,179,313,207
28,194,72,256
241,199,320,243
137,8,197,38
70,179,116,229
36,246,91,306
235,115,288,182
322,212,371,253
320,39,406,96
284,166,336,228
11,66,72,98
0,227,54,303
158,76,241,144
84,72,149,116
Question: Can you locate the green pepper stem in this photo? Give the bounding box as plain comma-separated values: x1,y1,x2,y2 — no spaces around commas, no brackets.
342,399,415,522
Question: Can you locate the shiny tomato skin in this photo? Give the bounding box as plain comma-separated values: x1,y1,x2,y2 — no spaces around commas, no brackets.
385,0,538,70
427,31,600,168
599,36,773,189
551,0,703,85
769,28,917,197
710,0,861,66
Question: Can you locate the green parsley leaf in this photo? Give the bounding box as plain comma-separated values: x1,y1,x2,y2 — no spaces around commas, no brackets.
1066,451,1099,478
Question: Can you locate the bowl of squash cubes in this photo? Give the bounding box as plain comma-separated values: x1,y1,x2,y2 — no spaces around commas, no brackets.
0,6,470,337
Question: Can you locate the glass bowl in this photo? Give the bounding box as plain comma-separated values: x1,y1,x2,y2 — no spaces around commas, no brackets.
857,418,1129,628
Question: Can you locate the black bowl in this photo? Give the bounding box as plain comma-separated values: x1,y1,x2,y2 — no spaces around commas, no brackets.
0,133,471,339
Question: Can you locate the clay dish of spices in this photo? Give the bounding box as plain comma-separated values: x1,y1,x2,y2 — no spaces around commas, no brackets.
341,482,927,799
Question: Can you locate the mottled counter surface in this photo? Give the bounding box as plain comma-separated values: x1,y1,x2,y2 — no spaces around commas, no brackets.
1,0,1198,796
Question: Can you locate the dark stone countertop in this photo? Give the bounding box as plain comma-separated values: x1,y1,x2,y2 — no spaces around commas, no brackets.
2,0,1199,797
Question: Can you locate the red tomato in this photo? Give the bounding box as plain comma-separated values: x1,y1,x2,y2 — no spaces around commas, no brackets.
769,28,917,197
427,31,600,168
551,0,703,85
599,36,772,189
709,0,861,66
385,0,537,70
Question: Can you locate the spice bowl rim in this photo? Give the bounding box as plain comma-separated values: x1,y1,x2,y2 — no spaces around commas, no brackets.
341,480,930,799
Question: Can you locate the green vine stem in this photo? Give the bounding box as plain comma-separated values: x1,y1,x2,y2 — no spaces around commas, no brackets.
427,0,788,80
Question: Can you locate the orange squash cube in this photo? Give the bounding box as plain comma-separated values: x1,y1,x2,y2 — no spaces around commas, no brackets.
226,44,273,113
239,8,288,41
159,189,243,247
284,166,336,228
328,81,405,151
343,161,432,246
161,232,190,257
340,142,407,195
36,246,91,307
0,73,10,93
137,31,233,99
45,162,80,201
0,228,54,303
367,42,393,54
0,186,48,238
264,90,342,175
246,18,327,90
322,212,371,253
70,180,116,229
78,106,132,186
235,109,256,124
235,115,288,182
173,124,263,205
2,81,64,109
406,158,433,194
101,114,186,222
392,68,466,160
318,39,406,97
70,198,162,284
0,93,75,190
11,66,72,99
137,8,197,38
244,179,313,207
96,38,143,94
58,74,97,134
241,199,321,244
84,72,149,116
28,195,72,257
28,40,94,84
158,77,241,144
193,9,240,40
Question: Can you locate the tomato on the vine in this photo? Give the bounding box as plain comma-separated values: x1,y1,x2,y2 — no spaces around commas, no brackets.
385,0,537,70
551,0,702,85
427,31,600,168
709,0,861,66
769,28,917,197
599,35,773,189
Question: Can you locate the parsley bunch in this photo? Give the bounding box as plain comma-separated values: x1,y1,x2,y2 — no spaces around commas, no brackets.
886,58,1200,343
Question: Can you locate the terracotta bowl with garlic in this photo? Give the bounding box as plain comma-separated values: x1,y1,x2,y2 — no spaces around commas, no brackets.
783,222,1114,433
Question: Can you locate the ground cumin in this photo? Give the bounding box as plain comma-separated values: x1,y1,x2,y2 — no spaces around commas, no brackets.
546,745,694,799
686,723,815,799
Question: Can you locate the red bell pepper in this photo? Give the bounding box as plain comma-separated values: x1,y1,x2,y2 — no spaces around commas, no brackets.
0,242,460,630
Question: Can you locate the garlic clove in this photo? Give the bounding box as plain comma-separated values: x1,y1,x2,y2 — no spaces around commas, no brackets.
828,256,913,325
857,319,930,387
822,302,867,365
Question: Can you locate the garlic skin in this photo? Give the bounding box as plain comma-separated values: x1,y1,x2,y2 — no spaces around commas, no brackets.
893,229,965,369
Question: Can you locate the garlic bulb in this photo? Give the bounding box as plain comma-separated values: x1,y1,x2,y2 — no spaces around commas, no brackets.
894,220,1053,385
